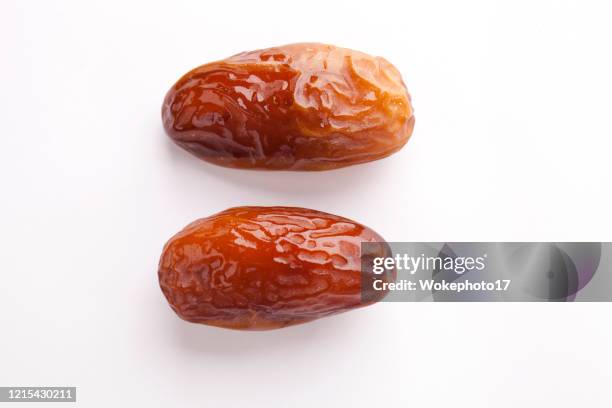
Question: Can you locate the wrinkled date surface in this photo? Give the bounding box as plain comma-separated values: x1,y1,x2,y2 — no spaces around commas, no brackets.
162,43,414,170
158,207,393,330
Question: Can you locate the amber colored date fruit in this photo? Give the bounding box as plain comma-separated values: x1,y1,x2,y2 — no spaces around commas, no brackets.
158,207,394,330
162,43,414,170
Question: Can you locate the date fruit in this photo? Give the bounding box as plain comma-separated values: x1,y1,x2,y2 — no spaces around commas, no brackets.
162,43,414,170
158,206,393,330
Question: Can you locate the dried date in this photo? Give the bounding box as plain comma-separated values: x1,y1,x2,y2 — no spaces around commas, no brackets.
158,206,393,330
162,43,414,170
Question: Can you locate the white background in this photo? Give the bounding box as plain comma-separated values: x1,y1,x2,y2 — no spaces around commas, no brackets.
1,0,612,407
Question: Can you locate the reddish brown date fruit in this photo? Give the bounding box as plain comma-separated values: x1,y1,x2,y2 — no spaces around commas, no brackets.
162,43,414,170
158,207,393,330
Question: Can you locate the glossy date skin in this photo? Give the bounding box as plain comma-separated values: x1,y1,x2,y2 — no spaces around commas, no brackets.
158,207,393,330
162,43,414,170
